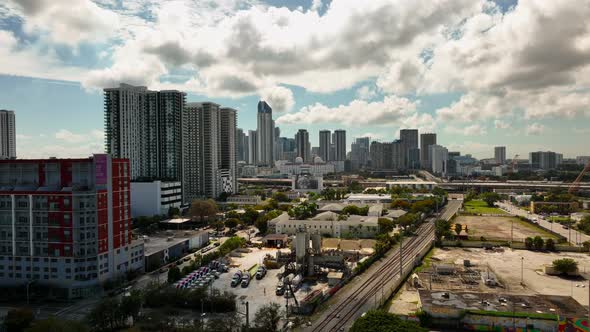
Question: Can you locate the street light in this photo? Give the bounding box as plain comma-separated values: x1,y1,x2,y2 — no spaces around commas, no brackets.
520,257,524,286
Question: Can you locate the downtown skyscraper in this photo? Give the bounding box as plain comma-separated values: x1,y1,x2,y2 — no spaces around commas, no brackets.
400,129,420,169
420,133,437,170
256,101,274,166
296,129,311,163
0,110,16,160
319,130,331,162
104,83,186,180
182,102,237,202
334,129,347,161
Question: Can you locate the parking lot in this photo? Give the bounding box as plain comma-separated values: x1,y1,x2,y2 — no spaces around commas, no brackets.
211,248,327,317
389,247,590,316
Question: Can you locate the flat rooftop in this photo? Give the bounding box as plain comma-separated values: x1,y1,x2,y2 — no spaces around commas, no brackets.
142,230,207,256
419,290,587,318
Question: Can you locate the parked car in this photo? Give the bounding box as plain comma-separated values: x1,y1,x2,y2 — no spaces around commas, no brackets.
241,275,250,288
255,266,267,280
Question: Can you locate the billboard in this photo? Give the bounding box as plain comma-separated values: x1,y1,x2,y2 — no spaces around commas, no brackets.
94,154,108,185
293,174,322,192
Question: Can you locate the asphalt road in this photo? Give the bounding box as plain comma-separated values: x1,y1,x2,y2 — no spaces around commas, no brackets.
497,201,589,245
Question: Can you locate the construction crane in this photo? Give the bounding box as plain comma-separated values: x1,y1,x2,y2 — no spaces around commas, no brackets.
510,154,520,173
568,160,590,194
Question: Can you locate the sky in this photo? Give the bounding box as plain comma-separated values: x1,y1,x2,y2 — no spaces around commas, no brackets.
0,0,589,159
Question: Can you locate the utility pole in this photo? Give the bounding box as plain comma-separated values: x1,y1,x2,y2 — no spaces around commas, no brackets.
520,257,524,286
245,301,249,331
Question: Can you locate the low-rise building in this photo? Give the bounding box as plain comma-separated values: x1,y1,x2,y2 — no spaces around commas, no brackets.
272,212,379,238
131,180,182,217
419,290,587,332
225,195,262,206
142,230,209,272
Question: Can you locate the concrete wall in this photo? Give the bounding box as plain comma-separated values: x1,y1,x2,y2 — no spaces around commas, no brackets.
131,182,161,217
463,313,556,332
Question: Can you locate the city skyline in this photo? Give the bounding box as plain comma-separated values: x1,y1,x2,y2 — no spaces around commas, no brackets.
1,0,589,159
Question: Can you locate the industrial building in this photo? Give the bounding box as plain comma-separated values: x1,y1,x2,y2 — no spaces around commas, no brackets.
418,290,587,332
142,230,208,272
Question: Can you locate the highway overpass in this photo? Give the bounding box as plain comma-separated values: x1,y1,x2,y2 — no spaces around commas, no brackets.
238,178,590,192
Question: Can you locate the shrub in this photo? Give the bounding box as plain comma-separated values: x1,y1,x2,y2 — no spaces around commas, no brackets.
545,238,556,251
552,258,578,275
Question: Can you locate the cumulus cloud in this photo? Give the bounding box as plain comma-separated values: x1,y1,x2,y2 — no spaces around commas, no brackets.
55,129,104,143
276,95,419,127
7,0,119,46
526,123,545,136
356,85,378,100
260,86,295,113
494,120,511,130
445,124,487,136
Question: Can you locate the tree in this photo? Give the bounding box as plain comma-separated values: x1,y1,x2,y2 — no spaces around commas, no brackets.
342,205,362,216
242,207,260,225
272,192,289,202
167,266,182,283
288,201,318,219
545,238,556,251
410,200,435,214
255,216,269,234
552,258,578,275
350,310,427,332
120,290,143,323
253,303,282,332
578,216,590,235
391,199,411,210
533,236,544,250
481,192,501,207
434,219,452,243
87,298,126,332
25,317,88,332
398,213,418,230
189,199,218,223
454,223,463,237
206,312,241,332
224,218,239,229
432,187,447,197
378,218,394,234
3,308,34,332
525,237,534,249
167,206,181,218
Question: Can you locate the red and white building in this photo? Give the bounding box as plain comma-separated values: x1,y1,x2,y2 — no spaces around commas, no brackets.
0,154,143,298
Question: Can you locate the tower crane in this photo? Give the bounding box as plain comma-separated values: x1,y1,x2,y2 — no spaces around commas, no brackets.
568,160,590,194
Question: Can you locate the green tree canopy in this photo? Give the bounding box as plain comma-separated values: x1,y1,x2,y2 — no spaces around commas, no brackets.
253,303,282,332
481,192,501,207
378,218,395,234
224,218,240,229
25,317,88,332
552,258,578,274
189,199,218,223
350,310,427,332
3,308,34,332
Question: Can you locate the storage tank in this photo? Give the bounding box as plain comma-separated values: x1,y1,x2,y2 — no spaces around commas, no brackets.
296,231,310,261
311,233,321,254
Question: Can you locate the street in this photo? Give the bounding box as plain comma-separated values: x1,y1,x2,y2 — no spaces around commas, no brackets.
497,201,589,245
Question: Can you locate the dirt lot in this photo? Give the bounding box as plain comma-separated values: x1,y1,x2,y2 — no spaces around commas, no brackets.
389,248,590,315
455,215,557,241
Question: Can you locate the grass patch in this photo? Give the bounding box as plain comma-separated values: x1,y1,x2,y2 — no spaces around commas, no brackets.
414,247,435,273
463,200,506,215
513,217,559,239
549,216,571,223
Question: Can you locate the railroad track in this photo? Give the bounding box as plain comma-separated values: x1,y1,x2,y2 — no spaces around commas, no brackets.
308,222,435,332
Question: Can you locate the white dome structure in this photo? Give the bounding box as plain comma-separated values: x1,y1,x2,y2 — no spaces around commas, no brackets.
295,156,304,164
314,156,324,164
